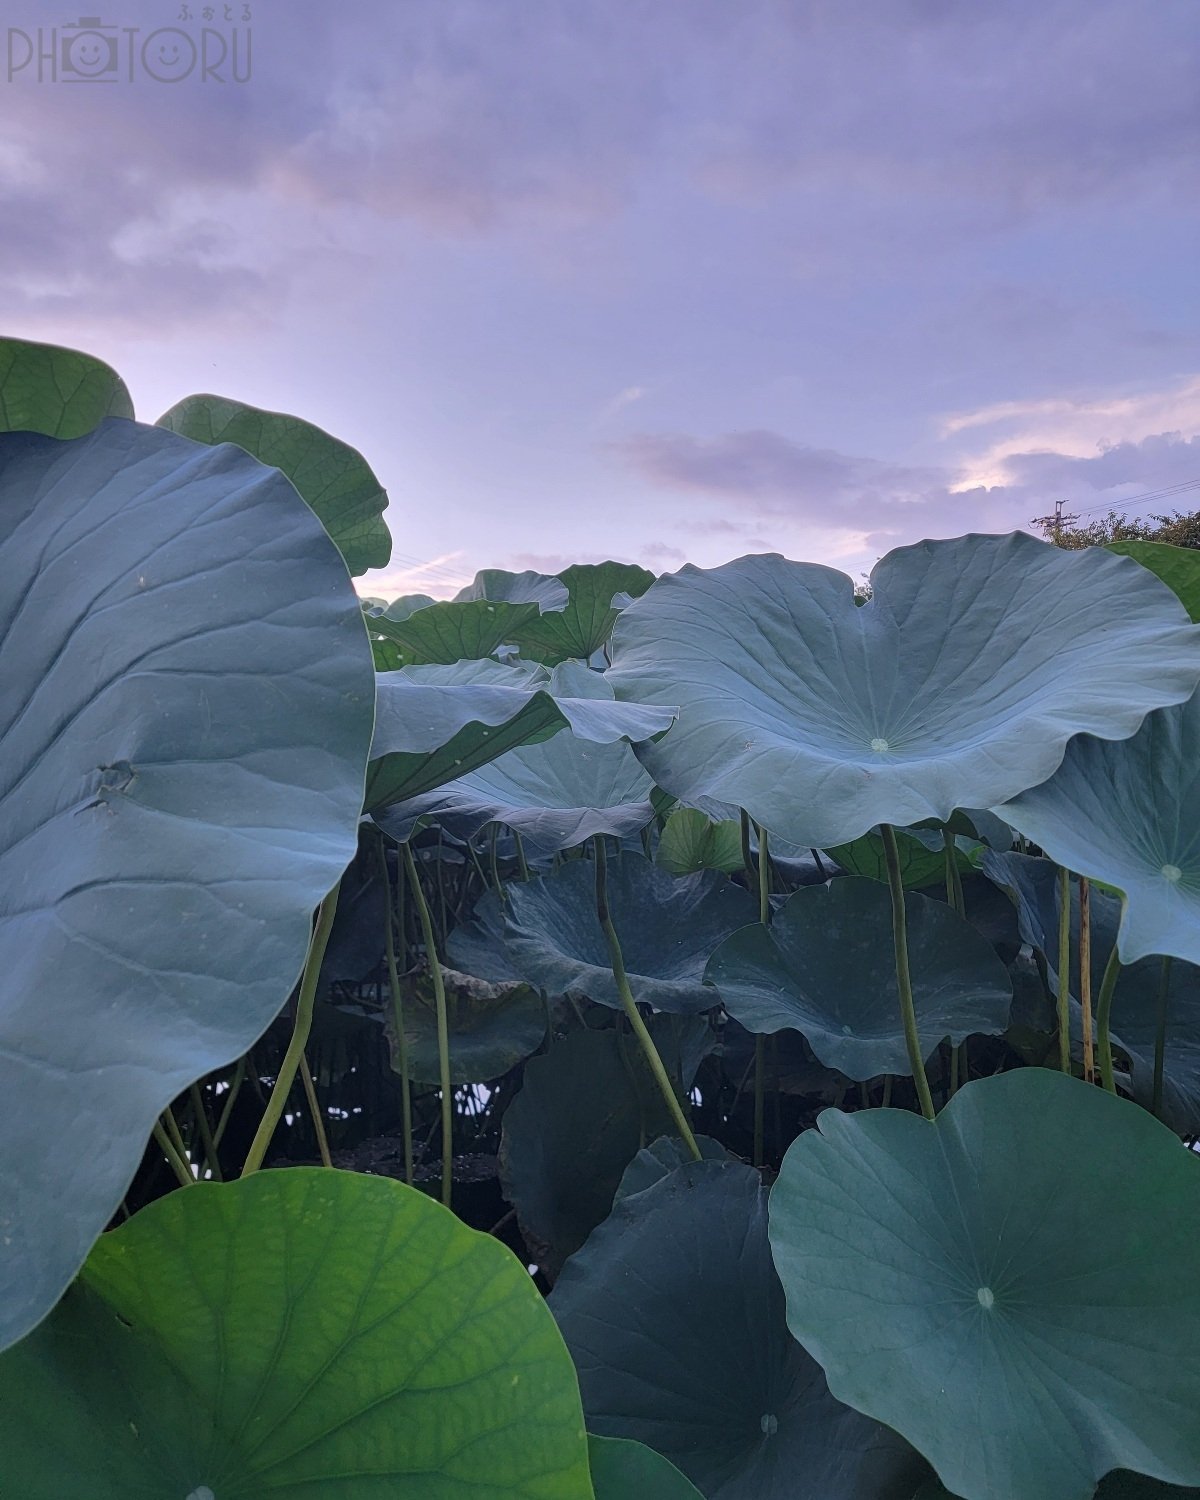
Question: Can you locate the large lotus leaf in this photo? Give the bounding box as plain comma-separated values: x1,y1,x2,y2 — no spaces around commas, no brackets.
0,1169,594,1497
511,562,657,664
705,879,1012,1079
1108,541,1200,622
981,851,1200,1130
825,827,980,889
612,1131,735,1202
997,687,1200,965
589,1435,705,1498
917,1476,1200,1500
768,1069,1200,1500
375,663,656,851
0,335,134,436
657,806,746,875
0,419,373,1351
158,393,390,575
446,888,525,983
367,590,554,667
455,567,570,612
501,854,758,1013
387,965,547,1083
499,1024,700,1278
367,660,674,810
552,1160,924,1500
607,537,1200,847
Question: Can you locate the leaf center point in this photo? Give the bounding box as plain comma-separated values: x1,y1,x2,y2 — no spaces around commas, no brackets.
870,737,889,753
976,1286,995,1311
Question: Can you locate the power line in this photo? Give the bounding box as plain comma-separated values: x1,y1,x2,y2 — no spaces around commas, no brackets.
1067,476,1200,521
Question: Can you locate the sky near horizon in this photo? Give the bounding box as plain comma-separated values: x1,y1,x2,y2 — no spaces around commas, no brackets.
2,0,1198,596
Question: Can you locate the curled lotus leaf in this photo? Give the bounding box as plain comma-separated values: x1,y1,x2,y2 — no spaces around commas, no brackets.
769,1069,1200,1500
0,335,133,437
606,537,1200,848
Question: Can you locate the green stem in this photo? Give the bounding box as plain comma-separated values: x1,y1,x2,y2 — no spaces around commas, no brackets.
299,1052,332,1167
242,879,342,1176
1095,939,1123,1096
212,1056,246,1149
1079,877,1095,1084
403,843,454,1207
162,1103,189,1165
489,823,505,900
188,1082,223,1181
751,822,771,1165
1153,956,1173,1118
881,1074,893,1108
376,837,414,1185
514,828,531,882
594,837,701,1160
942,827,966,916
1056,865,1072,1074
880,824,935,1120
152,1120,194,1189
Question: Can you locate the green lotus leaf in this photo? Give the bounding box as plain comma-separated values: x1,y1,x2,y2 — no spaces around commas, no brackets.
375,664,656,851
705,879,1012,1079
769,1069,1200,1500
589,1434,705,1498
0,419,374,1351
455,567,570,612
981,851,1200,1131
0,335,133,436
552,1160,924,1500
511,562,656,664
501,854,758,1013
607,537,1200,847
499,1024,705,1278
158,392,391,575
997,686,1200,965
369,596,545,666
825,827,980,889
0,1169,594,1497
1108,541,1200,622
657,806,746,875
387,965,547,1083
367,660,675,810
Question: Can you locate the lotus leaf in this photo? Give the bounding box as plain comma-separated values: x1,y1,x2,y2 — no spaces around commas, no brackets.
997,686,1200,965
500,853,758,1013
706,879,1012,1078
0,418,374,1350
589,1435,706,1498
0,335,133,437
768,1069,1200,1500
552,1159,924,1500
158,392,391,575
825,828,979,890
607,537,1200,847
455,567,570,611
657,807,746,875
1108,541,1200,622
369,594,546,666
511,561,656,664
387,965,547,1083
0,1169,594,1497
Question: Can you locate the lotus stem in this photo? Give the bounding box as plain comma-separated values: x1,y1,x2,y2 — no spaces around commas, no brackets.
376,837,414,1186
1154,956,1173,1118
752,821,771,1165
514,828,531,881
152,1119,194,1189
1079,877,1095,1084
941,826,965,916
1095,939,1123,1095
242,877,342,1176
403,843,454,1207
299,1052,332,1168
1057,865,1072,1074
188,1082,223,1181
212,1056,246,1149
593,836,702,1161
880,824,936,1120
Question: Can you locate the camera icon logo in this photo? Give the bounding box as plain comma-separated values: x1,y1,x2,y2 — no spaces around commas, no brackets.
61,16,119,80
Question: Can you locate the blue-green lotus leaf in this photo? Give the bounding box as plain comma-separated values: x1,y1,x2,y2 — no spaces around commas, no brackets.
705,879,1012,1079
500,1025,690,1278
388,966,547,1083
0,1169,595,1497
769,1070,1200,1500
0,335,134,437
552,1160,924,1500
501,854,758,1013
375,663,656,851
612,1131,736,1204
0,418,374,1351
455,567,570,612
158,392,391,575
367,659,674,810
997,686,1200,965
919,1473,1200,1499
446,887,525,983
607,537,1200,847
511,561,656,664
1108,541,1200,623
589,1435,706,1498
981,851,1200,1131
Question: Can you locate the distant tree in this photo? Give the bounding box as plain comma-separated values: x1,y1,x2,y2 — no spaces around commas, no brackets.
1030,507,1200,551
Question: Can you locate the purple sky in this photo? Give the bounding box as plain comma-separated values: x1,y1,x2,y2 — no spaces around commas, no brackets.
3,0,1198,596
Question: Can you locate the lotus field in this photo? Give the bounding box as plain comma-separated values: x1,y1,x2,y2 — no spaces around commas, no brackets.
6,334,1200,1500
